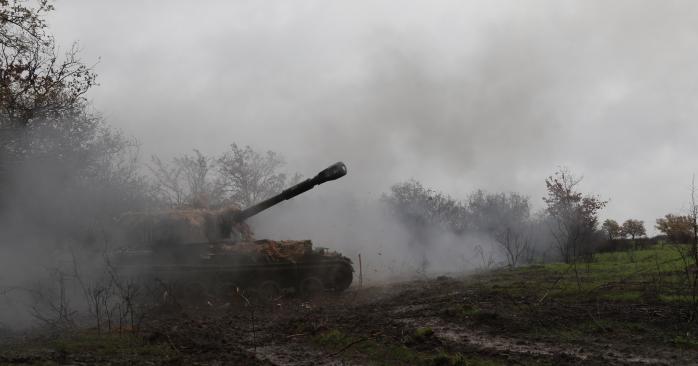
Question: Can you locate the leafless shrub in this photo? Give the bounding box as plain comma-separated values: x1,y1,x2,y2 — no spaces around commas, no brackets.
27,268,77,331
104,263,151,334
70,251,115,334
675,177,698,320
468,191,532,267
149,150,223,208
149,145,298,209
217,143,288,207
474,244,496,270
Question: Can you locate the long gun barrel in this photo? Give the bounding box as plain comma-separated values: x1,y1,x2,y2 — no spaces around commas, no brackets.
234,162,347,222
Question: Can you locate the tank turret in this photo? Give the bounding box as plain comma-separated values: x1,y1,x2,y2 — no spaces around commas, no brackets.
119,162,347,246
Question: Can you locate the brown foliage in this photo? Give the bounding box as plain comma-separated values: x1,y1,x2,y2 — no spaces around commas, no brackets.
656,214,694,244
1,0,96,128
543,168,606,263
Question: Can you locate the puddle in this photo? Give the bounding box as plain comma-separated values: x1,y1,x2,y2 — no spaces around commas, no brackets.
253,344,357,366
397,317,673,365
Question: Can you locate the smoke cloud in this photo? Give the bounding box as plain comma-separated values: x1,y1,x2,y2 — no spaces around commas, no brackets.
252,192,501,283
47,1,698,228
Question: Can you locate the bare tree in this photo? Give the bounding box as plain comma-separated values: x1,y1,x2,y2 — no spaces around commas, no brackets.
383,182,542,269
383,180,466,233
150,145,297,209
149,155,185,207
217,144,287,207
149,150,222,208
690,175,698,266
382,180,467,272
668,177,698,321
468,191,531,267
543,168,606,265
177,150,221,206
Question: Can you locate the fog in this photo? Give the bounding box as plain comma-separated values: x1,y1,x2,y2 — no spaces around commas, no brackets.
48,1,698,230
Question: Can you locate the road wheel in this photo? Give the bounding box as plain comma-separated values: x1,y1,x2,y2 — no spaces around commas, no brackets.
332,264,353,292
299,276,324,297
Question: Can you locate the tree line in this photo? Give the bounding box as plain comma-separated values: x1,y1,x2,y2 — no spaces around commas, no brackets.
380,168,607,268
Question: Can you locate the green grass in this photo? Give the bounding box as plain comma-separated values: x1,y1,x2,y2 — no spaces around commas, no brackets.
314,328,421,365
673,335,698,349
460,244,698,354
601,290,643,301
442,304,482,319
1,332,177,365
414,327,434,339
310,245,698,365
659,294,695,303
486,245,694,300
427,351,503,366
50,333,174,357
547,319,654,340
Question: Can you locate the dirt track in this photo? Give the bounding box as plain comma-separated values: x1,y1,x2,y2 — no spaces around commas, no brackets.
2,273,698,365
140,275,698,365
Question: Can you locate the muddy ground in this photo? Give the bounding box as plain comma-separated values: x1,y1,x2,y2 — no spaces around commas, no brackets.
2,266,698,365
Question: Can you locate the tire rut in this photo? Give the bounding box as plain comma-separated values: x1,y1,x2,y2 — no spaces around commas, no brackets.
398,316,678,365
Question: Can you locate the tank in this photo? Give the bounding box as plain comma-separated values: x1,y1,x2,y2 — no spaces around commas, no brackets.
113,162,353,299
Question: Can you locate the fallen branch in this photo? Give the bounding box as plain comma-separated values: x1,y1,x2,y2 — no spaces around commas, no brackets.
537,267,570,305
328,337,370,357
586,308,607,332
166,333,181,354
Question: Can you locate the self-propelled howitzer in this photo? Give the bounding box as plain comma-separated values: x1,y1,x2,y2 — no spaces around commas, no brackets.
114,162,353,298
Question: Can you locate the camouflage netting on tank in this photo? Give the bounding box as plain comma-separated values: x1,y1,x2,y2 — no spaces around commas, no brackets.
217,240,313,263
257,240,312,262
117,206,253,246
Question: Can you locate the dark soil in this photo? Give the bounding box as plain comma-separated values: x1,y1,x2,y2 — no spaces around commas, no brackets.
2,271,698,365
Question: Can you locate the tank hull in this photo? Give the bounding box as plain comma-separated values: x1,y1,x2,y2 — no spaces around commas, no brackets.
113,242,354,296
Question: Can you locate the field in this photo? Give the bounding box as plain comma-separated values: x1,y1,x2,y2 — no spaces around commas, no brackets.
2,244,698,365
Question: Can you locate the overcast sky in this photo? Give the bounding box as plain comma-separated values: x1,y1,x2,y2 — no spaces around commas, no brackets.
47,1,698,232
